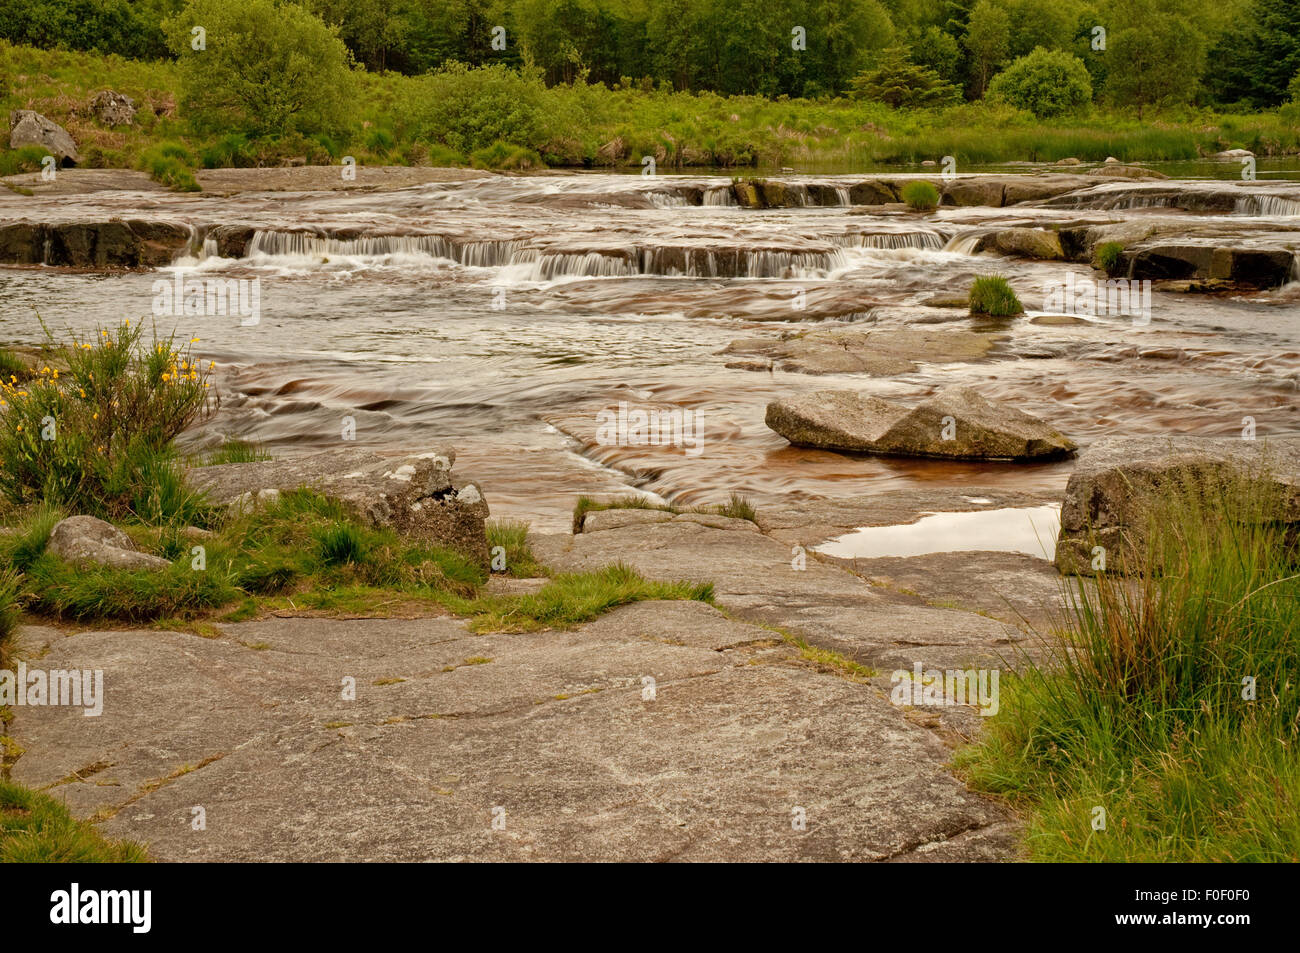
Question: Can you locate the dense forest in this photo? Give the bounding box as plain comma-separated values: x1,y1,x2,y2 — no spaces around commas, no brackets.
2,0,1298,108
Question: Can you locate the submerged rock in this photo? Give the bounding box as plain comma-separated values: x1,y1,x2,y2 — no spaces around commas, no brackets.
724,327,1002,376
765,385,1076,460
185,448,491,565
1055,435,1300,575
46,516,171,571
8,109,80,165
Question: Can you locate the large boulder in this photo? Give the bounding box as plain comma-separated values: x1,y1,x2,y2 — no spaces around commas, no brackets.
46,516,171,571
1055,435,1300,575
974,227,1064,260
8,109,80,166
765,386,1076,460
185,448,491,565
87,90,137,127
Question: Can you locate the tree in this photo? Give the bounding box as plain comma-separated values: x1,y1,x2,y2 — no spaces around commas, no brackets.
165,0,354,137
987,46,1091,116
964,0,1010,96
1105,13,1204,115
909,24,962,84
850,46,960,107
1205,0,1300,107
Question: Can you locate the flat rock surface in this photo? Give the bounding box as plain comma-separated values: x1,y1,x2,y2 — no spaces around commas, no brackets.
10,601,1016,861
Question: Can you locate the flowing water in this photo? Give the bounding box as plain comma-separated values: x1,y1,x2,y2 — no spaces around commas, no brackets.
1,172,1298,531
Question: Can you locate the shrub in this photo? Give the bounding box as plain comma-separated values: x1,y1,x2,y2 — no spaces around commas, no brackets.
137,144,200,191
0,321,214,521
165,0,353,138
968,275,1023,315
412,63,547,154
199,133,258,169
988,47,1093,118
470,141,543,170
901,180,940,211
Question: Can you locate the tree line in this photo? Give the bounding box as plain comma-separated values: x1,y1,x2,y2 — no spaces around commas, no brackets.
2,0,1298,110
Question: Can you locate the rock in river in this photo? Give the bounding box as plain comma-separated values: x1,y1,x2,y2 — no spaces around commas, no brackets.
765,385,1076,460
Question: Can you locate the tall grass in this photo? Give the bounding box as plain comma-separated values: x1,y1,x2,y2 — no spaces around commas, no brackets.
961,471,1300,860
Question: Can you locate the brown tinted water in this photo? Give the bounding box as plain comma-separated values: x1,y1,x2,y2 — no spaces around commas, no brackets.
1,172,1297,531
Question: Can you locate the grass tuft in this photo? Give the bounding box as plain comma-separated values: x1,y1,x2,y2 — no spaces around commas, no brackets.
968,275,1024,316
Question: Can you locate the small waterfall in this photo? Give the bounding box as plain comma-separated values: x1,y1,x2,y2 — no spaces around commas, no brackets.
943,234,982,254
1234,194,1300,217
533,251,637,280
201,236,218,259
832,231,945,251
703,187,736,207
647,190,691,208
834,186,851,207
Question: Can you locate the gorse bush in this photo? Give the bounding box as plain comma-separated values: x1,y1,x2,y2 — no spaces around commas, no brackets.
901,180,940,210
968,275,1022,315
0,321,214,521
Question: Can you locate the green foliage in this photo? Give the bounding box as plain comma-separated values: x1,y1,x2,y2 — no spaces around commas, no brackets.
314,524,367,566
0,0,167,60
411,63,548,154
0,780,148,862
470,141,544,170
164,0,354,137
198,133,257,169
850,47,961,108
1106,13,1207,114
961,472,1300,860
196,439,270,466
453,562,713,633
901,180,940,210
0,566,20,671
0,321,213,522
136,141,199,190
486,519,547,578
968,275,1023,315
988,47,1092,118
0,144,50,176
1094,240,1125,277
